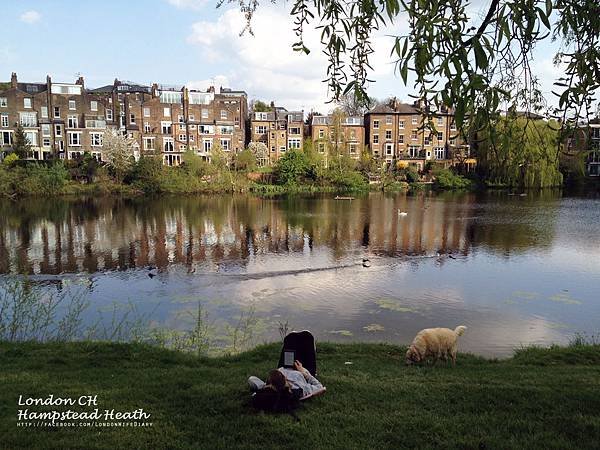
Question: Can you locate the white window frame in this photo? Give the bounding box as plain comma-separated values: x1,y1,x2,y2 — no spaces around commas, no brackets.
91,101,98,112
24,98,32,109
1,114,8,128
90,132,103,147
55,124,62,137
144,137,155,150
67,115,79,128
220,110,227,120
54,107,60,118
373,120,379,129
161,121,172,134
69,100,76,111
41,106,48,118
163,107,171,117
143,107,150,117
399,119,405,129
163,137,174,152
144,122,151,133
68,131,82,146
220,138,230,151
0,97,7,108
106,109,113,121
203,138,212,152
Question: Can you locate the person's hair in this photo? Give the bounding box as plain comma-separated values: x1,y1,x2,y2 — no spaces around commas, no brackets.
266,369,288,392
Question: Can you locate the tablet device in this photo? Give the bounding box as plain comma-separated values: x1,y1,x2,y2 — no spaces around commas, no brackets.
283,350,296,368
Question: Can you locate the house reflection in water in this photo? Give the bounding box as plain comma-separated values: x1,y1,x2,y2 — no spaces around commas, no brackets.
0,192,558,275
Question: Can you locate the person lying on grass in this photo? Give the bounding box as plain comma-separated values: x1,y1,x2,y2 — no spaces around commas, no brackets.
248,360,326,400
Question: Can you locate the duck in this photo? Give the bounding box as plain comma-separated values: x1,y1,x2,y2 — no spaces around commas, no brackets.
398,211,408,217
362,258,371,268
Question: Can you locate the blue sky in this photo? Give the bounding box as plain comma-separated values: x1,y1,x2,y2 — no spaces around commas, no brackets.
1,0,563,112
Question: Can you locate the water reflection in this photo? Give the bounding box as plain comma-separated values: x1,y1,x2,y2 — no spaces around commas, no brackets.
0,192,562,274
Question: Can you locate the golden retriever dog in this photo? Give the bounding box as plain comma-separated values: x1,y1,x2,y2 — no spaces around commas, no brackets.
405,326,467,366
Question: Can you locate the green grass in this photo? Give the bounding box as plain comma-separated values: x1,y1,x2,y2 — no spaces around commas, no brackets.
1,341,599,449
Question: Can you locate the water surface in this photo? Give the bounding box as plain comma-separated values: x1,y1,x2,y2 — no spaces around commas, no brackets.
1,191,599,357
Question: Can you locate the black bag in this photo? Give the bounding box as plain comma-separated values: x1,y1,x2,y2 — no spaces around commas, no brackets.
278,330,317,376
252,387,303,420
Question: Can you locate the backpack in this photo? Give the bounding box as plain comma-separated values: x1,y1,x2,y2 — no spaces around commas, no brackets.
251,387,303,421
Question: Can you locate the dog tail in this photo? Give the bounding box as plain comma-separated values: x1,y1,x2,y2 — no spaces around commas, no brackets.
454,325,467,336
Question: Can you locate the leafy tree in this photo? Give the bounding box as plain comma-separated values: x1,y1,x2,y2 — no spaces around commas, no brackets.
101,129,134,183
130,155,165,193
2,153,19,167
183,149,211,177
275,150,310,185
230,0,599,144
477,116,563,188
11,124,32,159
251,100,272,112
234,149,257,172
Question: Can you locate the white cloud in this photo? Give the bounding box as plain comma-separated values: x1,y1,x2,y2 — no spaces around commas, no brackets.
167,0,207,10
187,75,230,91
20,10,41,24
185,5,408,112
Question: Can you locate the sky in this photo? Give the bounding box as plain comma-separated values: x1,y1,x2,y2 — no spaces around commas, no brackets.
1,0,563,113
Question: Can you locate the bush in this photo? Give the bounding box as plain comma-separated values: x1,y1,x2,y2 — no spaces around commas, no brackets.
325,170,368,190
433,168,472,190
274,150,311,185
399,167,420,183
2,153,19,168
130,156,166,194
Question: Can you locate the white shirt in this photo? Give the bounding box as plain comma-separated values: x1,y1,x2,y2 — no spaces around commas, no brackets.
278,367,326,400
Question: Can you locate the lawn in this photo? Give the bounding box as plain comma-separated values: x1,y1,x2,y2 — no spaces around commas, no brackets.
1,341,599,449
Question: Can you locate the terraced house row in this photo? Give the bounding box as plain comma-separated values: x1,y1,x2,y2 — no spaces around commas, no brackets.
0,73,247,165
1,72,474,169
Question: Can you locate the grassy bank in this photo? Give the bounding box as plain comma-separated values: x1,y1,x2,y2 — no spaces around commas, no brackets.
1,341,599,449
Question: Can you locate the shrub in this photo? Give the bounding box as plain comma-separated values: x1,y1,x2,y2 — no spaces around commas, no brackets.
2,153,19,168
274,150,311,185
433,168,472,190
130,156,166,194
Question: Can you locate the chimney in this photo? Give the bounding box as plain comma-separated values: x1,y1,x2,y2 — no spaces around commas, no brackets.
207,86,215,93
75,75,84,87
151,83,158,97
270,101,275,108
10,72,17,88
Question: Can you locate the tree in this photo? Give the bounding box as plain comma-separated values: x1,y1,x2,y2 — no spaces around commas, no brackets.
274,150,310,185
477,116,563,188
336,91,375,116
11,124,32,159
234,148,257,172
183,148,211,177
101,129,134,183
247,141,269,167
230,0,599,139
250,100,272,112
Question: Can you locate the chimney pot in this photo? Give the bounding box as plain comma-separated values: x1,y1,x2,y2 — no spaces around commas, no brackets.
10,72,17,88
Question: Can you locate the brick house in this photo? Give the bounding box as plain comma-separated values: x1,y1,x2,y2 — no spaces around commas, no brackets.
364,98,473,171
1,73,247,166
310,114,365,166
249,105,304,164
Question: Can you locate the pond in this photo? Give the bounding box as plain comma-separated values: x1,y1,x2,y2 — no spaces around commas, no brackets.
1,191,599,357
